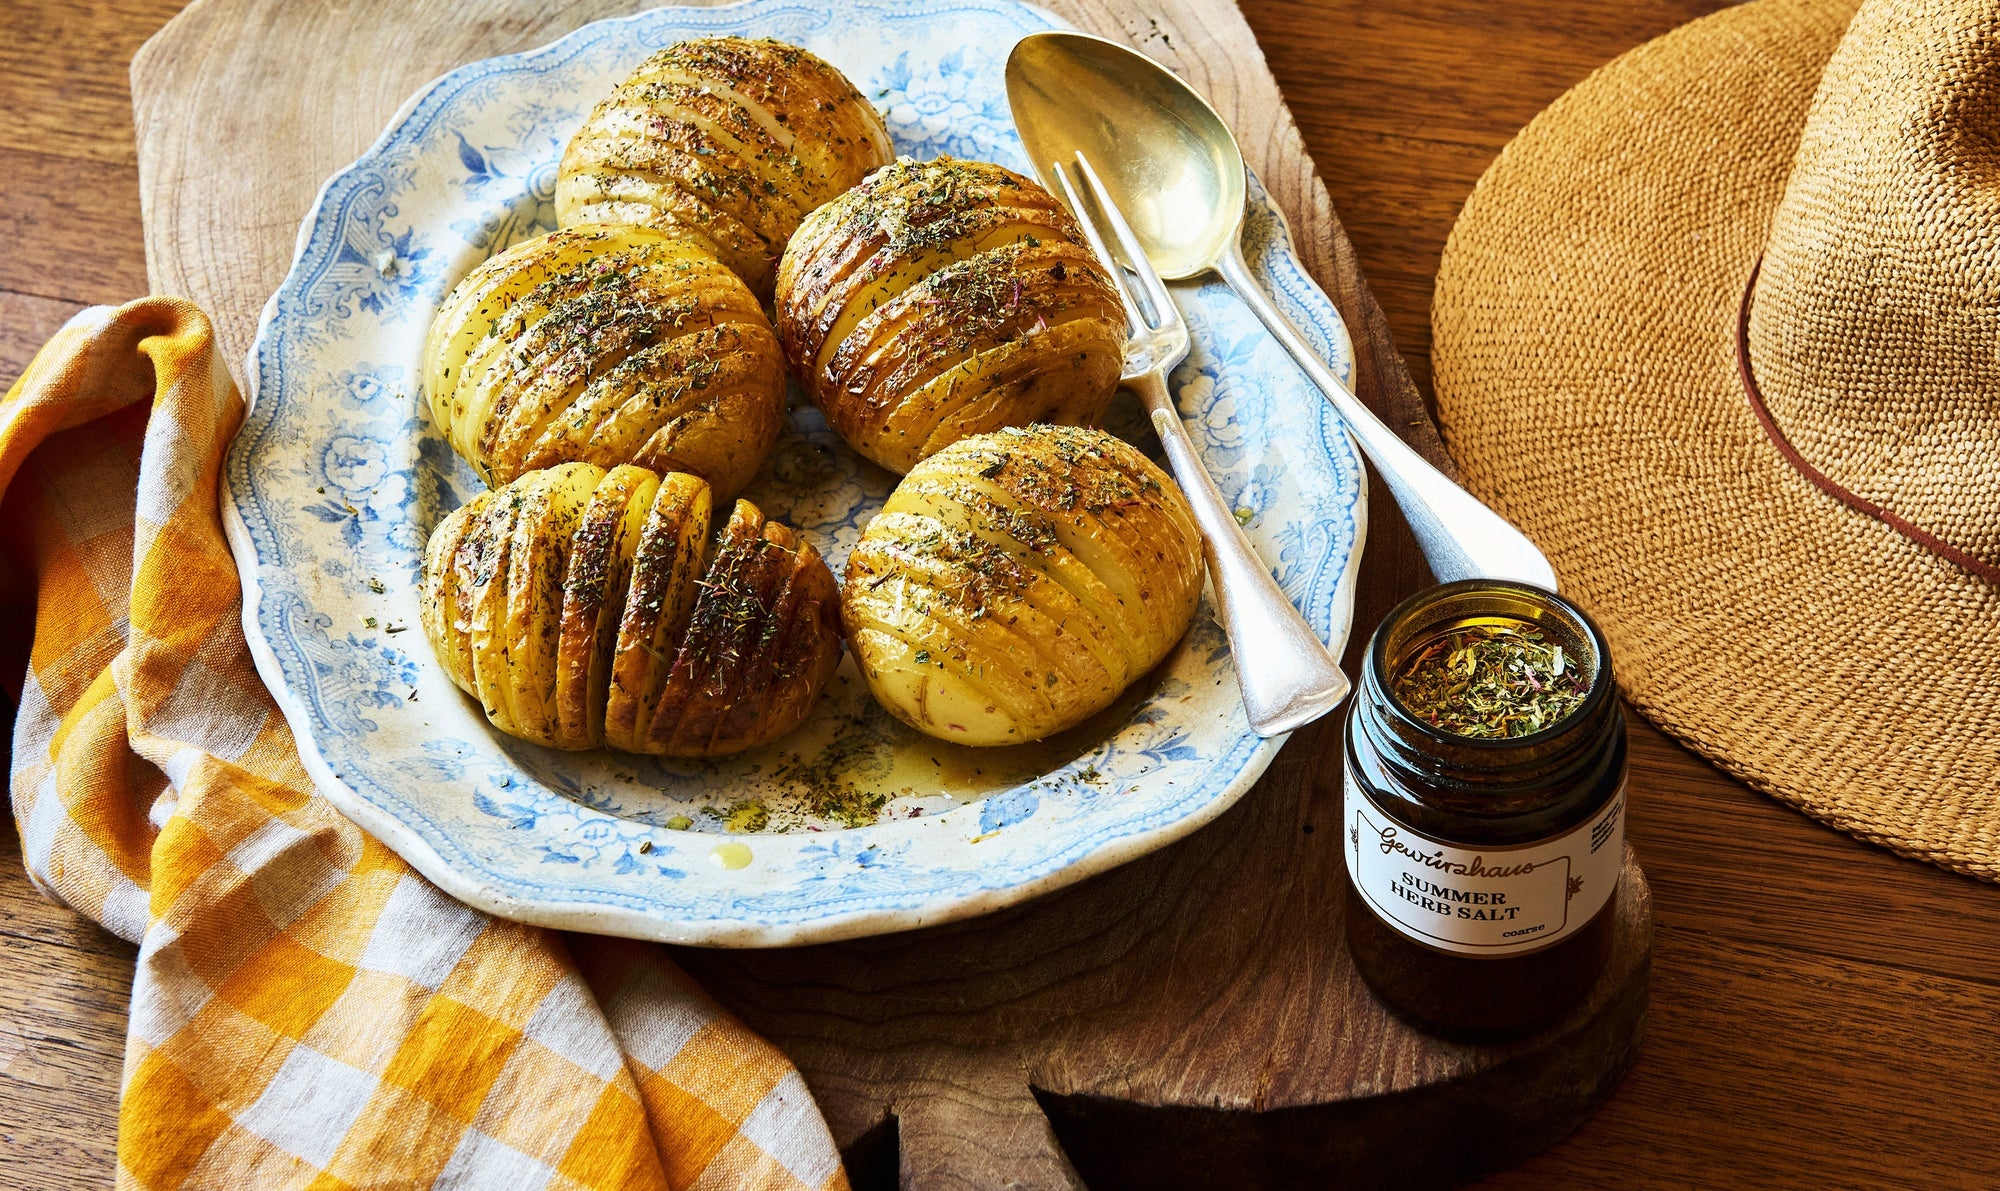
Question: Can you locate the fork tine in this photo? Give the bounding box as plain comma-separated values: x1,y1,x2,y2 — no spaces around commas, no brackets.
1073,151,1178,326
1051,160,1146,339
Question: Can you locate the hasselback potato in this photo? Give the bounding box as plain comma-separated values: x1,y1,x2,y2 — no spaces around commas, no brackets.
420,461,841,757
556,36,894,298
775,157,1128,474
423,225,785,499
842,426,1205,745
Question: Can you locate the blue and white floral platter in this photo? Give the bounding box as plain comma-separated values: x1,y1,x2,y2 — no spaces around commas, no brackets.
227,0,1366,946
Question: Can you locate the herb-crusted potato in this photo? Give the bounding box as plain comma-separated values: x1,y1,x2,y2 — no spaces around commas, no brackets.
420,461,841,757
775,157,1128,475
423,225,785,499
556,36,894,298
842,426,1205,745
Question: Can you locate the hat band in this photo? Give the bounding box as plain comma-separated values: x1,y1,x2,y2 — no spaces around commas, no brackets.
1736,256,2000,586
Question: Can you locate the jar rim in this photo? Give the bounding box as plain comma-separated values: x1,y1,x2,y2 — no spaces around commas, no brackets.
1367,579,1615,752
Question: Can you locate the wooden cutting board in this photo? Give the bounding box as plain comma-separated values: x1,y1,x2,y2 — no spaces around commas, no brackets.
132,1,1654,1186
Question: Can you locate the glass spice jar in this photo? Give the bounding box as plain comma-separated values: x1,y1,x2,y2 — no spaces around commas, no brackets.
1342,580,1627,1038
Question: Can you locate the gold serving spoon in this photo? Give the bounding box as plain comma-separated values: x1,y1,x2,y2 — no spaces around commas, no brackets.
1005,32,1558,590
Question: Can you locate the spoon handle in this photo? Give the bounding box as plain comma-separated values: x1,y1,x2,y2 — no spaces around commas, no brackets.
1129,369,1351,736
1217,239,1558,590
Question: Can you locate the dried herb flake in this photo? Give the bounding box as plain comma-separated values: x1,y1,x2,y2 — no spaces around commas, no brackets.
1393,622,1588,739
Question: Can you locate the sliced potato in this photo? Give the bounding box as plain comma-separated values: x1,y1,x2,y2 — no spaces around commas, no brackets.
842,425,1206,745
556,36,893,298
496,463,604,746
776,157,1128,474
419,490,486,696
422,225,785,498
641,505,845,756
464,482,528,736
553,464,660,748
422,462,840,758
605,472,713,753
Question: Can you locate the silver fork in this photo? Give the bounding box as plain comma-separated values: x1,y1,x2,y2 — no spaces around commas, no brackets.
1051,153,1351,736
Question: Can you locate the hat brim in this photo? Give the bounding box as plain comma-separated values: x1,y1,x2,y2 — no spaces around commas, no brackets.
1432,0,2000,879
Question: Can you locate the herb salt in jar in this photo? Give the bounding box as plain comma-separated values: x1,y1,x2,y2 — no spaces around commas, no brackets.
1343,580,1627,1037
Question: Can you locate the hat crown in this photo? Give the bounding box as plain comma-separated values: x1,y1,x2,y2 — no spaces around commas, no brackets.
1748,0,2000,567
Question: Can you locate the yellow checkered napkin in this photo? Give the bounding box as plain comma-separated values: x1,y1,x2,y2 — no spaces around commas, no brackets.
1,298,849,1190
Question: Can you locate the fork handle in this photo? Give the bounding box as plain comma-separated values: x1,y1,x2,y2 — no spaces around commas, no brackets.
1130,370,1351,736
1216,239,1558,590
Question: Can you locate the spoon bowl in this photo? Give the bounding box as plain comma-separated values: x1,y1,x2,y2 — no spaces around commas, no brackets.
1008,32,1243,281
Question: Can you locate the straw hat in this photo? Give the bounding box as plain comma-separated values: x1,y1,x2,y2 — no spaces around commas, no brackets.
1431,0,1999,880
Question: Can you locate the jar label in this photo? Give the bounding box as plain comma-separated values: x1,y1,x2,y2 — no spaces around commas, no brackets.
1344,775,1625,957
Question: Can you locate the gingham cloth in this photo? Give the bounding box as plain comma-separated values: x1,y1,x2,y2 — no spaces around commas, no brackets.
1,298,848,1190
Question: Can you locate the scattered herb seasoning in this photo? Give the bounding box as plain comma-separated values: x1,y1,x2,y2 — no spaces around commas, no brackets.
807,783,888,829
724,800,770,833
760,708,894,829
1392,621,1587,738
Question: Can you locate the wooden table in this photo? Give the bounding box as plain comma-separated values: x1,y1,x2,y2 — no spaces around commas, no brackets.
3,1,1996,1187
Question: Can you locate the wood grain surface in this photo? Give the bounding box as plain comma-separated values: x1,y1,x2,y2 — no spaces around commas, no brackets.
127,0,1651,1184
2,1,1997,1188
